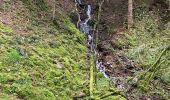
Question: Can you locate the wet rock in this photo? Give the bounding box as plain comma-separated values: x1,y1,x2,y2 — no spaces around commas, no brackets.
18,48,27,57
56,63,64,69
15,36,25,45
49,42,57,48
28,35,40,43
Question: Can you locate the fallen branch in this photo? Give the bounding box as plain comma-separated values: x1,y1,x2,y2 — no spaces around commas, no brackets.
128,46,169,89
139,47,168,80
129,46,169,91
100,91,125,99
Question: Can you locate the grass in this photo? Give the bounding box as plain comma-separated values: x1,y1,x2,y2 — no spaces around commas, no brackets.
113,7,170,99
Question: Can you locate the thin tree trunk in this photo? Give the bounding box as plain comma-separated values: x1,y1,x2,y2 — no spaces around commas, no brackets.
75,1,81,28
94,0,105,88
90,54,94,98
128,0,133,29
52,0,56,20
169,0,170,10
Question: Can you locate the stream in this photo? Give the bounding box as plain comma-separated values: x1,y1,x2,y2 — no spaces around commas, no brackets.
74,0,136,92
75,0,110,79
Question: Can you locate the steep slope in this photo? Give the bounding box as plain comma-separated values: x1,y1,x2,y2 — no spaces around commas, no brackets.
0,0,89,99
95,1,170,99
1,0,169,99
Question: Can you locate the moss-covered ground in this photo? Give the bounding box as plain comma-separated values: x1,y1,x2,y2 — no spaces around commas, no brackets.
0,0,127,99
1,0,169,99
0,0,90,99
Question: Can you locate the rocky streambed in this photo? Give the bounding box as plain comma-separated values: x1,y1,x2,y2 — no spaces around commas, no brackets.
74,0,140,92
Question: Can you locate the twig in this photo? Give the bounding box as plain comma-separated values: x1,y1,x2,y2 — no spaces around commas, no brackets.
75,2,81,28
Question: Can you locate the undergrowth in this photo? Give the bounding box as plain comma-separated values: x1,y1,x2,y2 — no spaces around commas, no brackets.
0,23,13,33
0,0,127,99
0,0,90,99
114,6,170,99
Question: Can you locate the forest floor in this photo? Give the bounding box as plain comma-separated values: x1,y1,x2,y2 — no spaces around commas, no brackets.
92,0,170,99
96,20,170,99
0,0,90,99
0,0,169,100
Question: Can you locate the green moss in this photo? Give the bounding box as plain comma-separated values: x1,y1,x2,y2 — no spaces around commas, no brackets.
0,92,20,100
0,34,9,44
20,0,48,12
0,14,89,99
1,84,56,100
102,95,126,100
64,18,80,35
0,23,13,33
5,49,22,63
0,93,9,100
114,7,170,99
0,0,128,99
0,73,16,84
17,85,56,100
162,68,170,84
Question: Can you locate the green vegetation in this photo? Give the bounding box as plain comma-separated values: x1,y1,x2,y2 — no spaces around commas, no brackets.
0,0,169,99
0,23,88,99
0,1,89,99
113,5,170,99
0,23,13,33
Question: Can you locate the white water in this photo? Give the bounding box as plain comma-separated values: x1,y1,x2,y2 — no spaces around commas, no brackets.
75,0,81,4
79,5,91,35
75,0,109,79
74,1,133,92
85,5,91,23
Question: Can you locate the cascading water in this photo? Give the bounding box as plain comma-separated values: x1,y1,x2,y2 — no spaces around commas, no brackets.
75,0,82,4
75,0,109,79
74,0,139,92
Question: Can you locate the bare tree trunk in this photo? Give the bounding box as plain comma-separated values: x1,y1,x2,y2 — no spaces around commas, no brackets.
168,0,170,10
52,0,56,20
128,0,133,29
75,5,81,28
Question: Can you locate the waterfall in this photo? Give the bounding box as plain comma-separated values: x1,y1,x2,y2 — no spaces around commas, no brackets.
75,0,81,4
85,5,91,23
79,5,91,35
75,0,110,79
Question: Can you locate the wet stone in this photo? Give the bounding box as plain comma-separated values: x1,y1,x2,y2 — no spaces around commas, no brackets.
18,48,27,57
49,42,57,48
